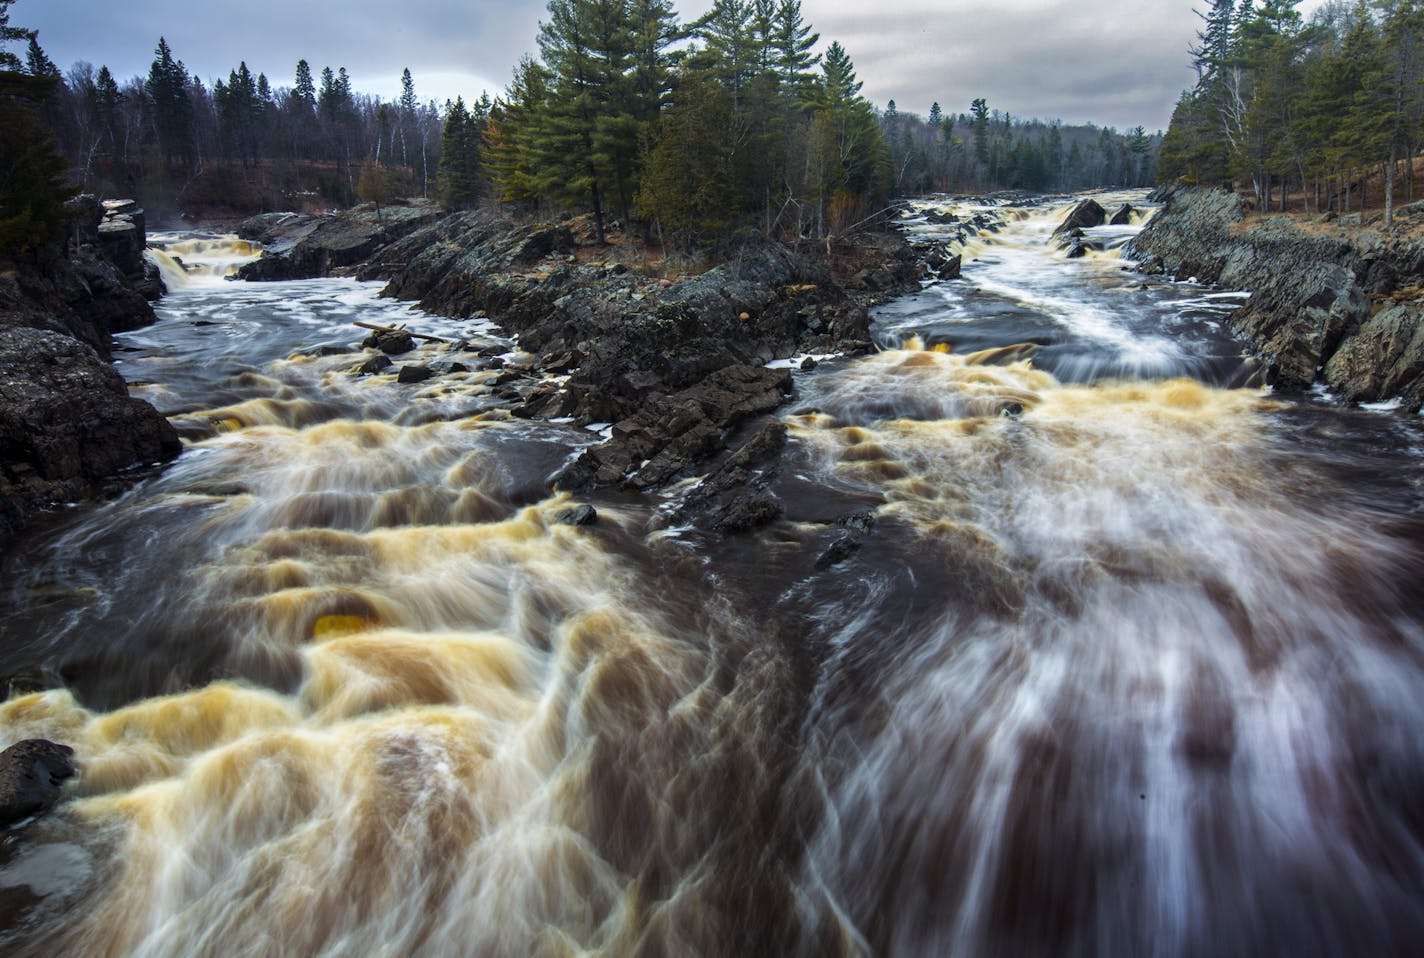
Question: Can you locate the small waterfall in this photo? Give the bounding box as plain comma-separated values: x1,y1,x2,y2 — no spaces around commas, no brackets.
144,234,263,288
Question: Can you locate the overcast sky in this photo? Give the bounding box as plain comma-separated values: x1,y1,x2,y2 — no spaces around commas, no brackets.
15,0,1330,132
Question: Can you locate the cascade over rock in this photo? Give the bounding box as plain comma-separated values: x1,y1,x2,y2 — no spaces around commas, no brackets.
232,205,916,490
1053,198,1106,236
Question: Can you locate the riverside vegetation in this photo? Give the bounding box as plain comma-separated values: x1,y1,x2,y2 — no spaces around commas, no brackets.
2,2,1424,955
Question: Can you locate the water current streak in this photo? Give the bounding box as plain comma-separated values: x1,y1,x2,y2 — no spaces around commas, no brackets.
2,196,1422,957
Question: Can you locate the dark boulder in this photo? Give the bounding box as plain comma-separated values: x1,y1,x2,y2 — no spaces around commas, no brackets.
837,512,876,536
363,330,416,355
1053,199,1106,237
0,739,76,828
559,365,792,491
925,245,962,280
0,327,180,544
235,211,313,245
1109,203,1135,226
237,205,440,281
396,364,434,384
97,216,145,279
713,495,783,533
1065,243,1089,259
815,533,862,570
555,504,598,527
233,253,294,282
357,354,393,375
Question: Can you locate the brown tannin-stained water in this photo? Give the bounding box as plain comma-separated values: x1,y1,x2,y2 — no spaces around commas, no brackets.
2,198,1423,957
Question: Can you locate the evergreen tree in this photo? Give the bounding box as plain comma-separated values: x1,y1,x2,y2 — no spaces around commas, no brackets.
398,67,416,166
771,0,819,88
533,0,662,241
805,42,888,209
487,56,552,208
293,60,316,110
146,37,192,168
637,74,741,237
24,33,55,77
94,64,121,154
0,0,75,256
970,97,990,174
0,0,26,71
437,96,482,208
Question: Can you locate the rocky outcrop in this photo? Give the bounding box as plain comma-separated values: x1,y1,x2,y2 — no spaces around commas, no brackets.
0,328,181,540
1053,198,1106,237
1323,302,1424,408
1128,186,1424,408
0,197,179,545
331,211,913,490
556,364,793,491
235,205,441,280
0,739,76,828
230,202,917,493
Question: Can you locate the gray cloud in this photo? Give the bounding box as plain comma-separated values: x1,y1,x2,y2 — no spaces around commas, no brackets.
17,0,1328,131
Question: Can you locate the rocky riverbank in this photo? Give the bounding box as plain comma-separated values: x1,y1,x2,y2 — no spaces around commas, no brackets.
1128,186,1424,410
0,197,180,545
235,205,926,515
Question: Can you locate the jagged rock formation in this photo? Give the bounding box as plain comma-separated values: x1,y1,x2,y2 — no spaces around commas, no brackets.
235,204,441,281
0,197,179,544
1128,187,1424,409
237,206,921,494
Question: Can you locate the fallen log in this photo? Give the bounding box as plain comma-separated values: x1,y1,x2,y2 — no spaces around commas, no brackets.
353,321,449,343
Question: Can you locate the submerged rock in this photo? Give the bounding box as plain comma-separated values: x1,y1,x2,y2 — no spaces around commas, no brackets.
815,532,862,570
713,494,783,533
0,739,76,828
555,504,599,527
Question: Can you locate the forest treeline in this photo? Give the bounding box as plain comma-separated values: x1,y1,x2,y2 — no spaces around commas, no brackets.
1160,0,1424,226
4,0,1160,252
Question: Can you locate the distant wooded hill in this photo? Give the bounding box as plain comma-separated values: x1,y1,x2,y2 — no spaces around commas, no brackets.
7,0,1160,252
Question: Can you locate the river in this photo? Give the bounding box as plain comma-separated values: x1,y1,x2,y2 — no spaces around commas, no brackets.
2,195,1422,957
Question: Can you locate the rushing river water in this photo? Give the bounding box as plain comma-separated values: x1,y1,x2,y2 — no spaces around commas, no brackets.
3,196,1423,957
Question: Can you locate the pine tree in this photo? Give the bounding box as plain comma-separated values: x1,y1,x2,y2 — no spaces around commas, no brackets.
437,96,482,208
0,0,26,71
0,1,75,256
637,73,740,238
970,97,990,174
24,33,55,77
804,42,888,213
146,37,192,168
533,0,650,241
398,67,416,166
771,0,818,88
487,56,552,208
293,60,316,110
